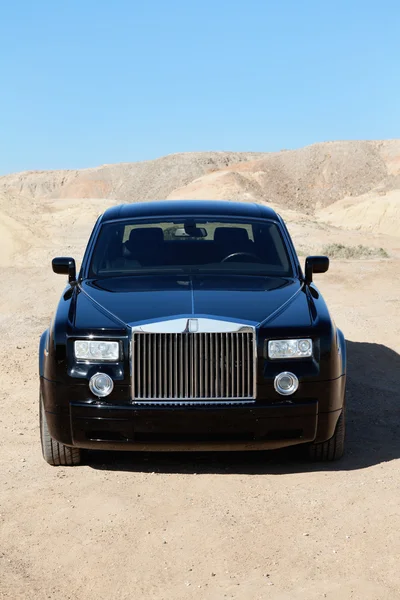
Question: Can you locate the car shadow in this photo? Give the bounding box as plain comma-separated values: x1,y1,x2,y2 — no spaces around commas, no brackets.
87,340,400,474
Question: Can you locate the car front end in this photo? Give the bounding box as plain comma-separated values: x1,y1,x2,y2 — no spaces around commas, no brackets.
39,201,346,464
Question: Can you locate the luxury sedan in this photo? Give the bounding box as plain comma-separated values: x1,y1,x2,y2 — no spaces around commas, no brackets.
39,200,346,465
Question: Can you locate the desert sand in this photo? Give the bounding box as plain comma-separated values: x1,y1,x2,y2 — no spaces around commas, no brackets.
0,141,399,599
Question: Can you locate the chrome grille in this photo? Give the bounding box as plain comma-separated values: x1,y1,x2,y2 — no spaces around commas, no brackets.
132,330,255,401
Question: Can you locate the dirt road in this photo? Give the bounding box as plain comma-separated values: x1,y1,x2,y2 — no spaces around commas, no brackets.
0,203,399,600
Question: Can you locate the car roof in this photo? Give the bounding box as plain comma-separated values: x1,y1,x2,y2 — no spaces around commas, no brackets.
100,200,280,223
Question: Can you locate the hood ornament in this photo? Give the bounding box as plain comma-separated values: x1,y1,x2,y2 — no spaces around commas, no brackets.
184,318,199,333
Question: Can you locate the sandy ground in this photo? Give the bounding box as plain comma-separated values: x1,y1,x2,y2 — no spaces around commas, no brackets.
0,199,399,600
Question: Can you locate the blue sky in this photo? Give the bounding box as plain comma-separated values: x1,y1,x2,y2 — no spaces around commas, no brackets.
1,0,399,175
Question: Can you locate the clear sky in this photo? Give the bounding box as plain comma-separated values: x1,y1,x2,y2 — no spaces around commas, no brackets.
1,0,399,175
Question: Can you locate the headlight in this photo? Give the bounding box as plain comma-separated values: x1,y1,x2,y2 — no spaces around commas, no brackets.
268,338,312,359
74,340,120,361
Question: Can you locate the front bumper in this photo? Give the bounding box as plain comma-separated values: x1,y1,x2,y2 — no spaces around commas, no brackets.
42,374,344,451
70,401,321,450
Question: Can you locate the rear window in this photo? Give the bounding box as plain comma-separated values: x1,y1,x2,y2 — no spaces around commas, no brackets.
88,218,293,277
122,222,255,242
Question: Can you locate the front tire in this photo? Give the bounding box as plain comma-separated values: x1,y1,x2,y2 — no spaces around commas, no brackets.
40,393,81,466
307,408,346,461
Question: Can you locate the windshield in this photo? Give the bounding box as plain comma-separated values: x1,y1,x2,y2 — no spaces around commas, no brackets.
88,218,294,278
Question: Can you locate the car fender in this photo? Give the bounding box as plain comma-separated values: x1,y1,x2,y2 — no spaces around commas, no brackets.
337,327,346,377
39,329,50,377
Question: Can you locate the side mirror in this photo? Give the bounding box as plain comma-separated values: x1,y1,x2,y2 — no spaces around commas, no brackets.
52,257,76,283
305,255,329,284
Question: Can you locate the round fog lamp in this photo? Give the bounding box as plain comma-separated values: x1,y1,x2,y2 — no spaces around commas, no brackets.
89,372,114,398
274,371,299,396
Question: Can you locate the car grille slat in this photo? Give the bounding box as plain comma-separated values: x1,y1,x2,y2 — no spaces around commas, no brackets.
132,330,255,401
152,334,156,398
246,332,251,396
231,332,235,398
236,333,240,398
173,334,178,397
199,333,204,398
194,333,198,399
241,334,245,398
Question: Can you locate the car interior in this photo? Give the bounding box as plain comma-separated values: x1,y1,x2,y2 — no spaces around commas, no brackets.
89,221,292,275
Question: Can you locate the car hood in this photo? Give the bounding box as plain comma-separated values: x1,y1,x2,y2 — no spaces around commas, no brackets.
75,274,311,328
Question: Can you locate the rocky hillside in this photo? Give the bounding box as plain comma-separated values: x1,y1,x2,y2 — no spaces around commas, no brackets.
0,152,264,202
1,140,400,236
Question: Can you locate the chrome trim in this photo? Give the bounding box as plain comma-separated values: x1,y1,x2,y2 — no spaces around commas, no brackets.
130,319,257,401
89,372,114,398
129,317,255,334
274,372,299,396
132,400,256,406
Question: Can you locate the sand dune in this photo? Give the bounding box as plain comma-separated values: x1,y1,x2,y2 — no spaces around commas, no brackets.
317,189,400,236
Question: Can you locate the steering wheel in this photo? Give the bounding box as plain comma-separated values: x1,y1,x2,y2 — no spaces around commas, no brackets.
221,252,263,263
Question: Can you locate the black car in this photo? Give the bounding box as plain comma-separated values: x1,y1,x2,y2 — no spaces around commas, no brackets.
39,200,346,466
